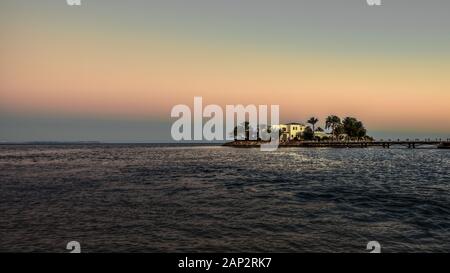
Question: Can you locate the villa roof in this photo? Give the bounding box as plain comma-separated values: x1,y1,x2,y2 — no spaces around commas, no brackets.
286,122,305,126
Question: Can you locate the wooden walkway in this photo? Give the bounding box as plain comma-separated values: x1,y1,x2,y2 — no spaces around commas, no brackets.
226,140,450,149
292,140,445,148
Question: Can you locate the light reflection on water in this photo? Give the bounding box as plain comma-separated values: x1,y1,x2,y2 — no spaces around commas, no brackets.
0,144,449,252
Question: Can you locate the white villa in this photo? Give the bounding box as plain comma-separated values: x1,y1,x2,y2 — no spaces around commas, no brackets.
272,123,307,141
272,123,332,141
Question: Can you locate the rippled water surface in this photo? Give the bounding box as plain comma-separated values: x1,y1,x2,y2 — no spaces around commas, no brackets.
0,144,449,252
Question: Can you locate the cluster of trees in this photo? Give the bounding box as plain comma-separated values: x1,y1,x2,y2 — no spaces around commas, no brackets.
233,115,370,141
290,115,369,141
324,115,368,140
303,115,369,141
232,122,260,140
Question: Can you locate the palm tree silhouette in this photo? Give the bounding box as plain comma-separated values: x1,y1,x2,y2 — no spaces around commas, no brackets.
325,115,341,140
233,122,251,140
307,117,319,132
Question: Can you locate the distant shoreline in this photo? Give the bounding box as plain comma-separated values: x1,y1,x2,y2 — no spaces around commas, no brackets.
0,142,225,146
0,141,102,145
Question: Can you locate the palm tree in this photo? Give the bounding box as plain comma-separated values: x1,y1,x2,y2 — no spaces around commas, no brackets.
232,125,242,140
307,117,319,132
325,115,341,139
232,122,252,140
262,125,279,141
244,121,251,140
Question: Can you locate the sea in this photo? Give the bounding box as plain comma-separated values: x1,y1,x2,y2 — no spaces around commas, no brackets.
0,144,449,252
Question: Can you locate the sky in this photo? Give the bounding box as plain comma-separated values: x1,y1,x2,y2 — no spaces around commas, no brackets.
1,0,449,142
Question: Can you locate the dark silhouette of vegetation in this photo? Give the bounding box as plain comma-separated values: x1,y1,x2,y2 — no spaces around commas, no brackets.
307,117,319,132
342,117,367,140
303,126,314,140
233,122,252,140
324,115,368,140
257,124,275,141
231,116,370,142
265,125,281,139
334,124,345,138
325,115,341,139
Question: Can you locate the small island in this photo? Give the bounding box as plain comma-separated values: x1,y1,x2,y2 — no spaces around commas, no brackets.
224,115,450,149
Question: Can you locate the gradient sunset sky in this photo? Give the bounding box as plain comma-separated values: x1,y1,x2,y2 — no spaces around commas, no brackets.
1,0,449,142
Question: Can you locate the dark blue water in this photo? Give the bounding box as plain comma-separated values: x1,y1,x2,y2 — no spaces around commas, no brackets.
0,144,449,252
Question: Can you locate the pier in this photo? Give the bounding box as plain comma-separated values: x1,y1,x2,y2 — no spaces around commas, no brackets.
225,139,450,149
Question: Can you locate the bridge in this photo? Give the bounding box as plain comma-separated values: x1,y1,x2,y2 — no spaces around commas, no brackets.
226,139,450,149
286,140,449,149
